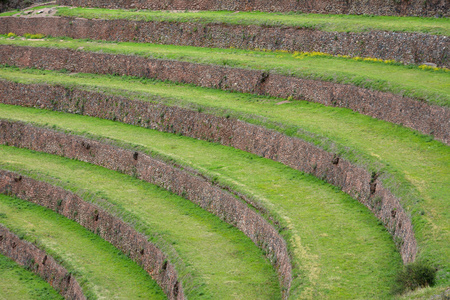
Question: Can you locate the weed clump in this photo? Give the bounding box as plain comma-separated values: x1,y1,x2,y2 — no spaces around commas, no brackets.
394,261,437,294
23,33,46,39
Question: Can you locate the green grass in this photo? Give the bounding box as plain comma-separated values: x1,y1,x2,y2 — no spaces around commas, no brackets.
2,5,449,35
0,10,20,17
396,285,450,299
0,67,449,235
0,5,447,299
0,36,449,105
0,146,280,300
0,109,406,299
0,66,448,285
24,5,58,10
0,194,166,300
0,254,63,300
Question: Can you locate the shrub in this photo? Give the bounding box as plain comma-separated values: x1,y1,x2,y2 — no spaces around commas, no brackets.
393,261,437,294
7,32,17,38
23,33,45,39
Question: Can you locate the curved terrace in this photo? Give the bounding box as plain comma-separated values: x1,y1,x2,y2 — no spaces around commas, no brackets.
0,2,447,298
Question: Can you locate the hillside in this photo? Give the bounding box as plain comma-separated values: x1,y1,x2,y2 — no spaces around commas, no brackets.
0,1,448,299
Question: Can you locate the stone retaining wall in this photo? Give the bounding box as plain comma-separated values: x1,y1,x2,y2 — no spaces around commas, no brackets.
56,0,448,17
0,45,448,144
0,224,86,300
0,16,448,67
0,0,46,13
0,170,184,300
0,120,293,299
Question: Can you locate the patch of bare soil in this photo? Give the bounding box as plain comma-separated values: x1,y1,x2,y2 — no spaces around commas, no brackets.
13,2,57,18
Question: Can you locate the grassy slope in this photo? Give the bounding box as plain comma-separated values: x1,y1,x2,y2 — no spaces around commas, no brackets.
0,194,166,300
0,4,446,299
0,254,63,300
0,146,280,300
3,5,449,35
56,7,450,35
0,10,20,17
0,108,404,299
0,69,447,282
0,37,448,106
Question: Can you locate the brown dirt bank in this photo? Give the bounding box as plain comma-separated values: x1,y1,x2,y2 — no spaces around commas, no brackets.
0,224,86,300
0,16,448,67
0,120,293,299
0,170,184,300
56,0,448,17
0,45,448,144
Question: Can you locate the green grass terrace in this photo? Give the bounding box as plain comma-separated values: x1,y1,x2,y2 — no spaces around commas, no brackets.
0,36,448,106
0,99,443,298
0,64,448,296
0,193,167,299
2,5,449,35
0,5,448,298
0,118,403,298
0,146,281,299
0,253,63,300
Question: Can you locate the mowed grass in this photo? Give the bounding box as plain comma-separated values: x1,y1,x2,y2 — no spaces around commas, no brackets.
0,194,166,300
0,146,280,300
0,68,448,281
3,5,449,35
0,37,449,105
0,254,63,300
0,109,404,299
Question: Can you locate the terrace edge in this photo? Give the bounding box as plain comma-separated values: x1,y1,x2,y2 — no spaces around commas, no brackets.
0,170,185,300
56,0,448,17
0,16,448,67
0,45,448,145
0,224,86,300
0,120,293,299
0,96,418,264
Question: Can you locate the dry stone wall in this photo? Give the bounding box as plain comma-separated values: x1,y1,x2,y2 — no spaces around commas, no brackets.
0,16,448,67
0,45,448,144
56,0,448,17
0,170,184,300
0,0,46,13
0,82,418,265
0,120,293,299
0,224,86,300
